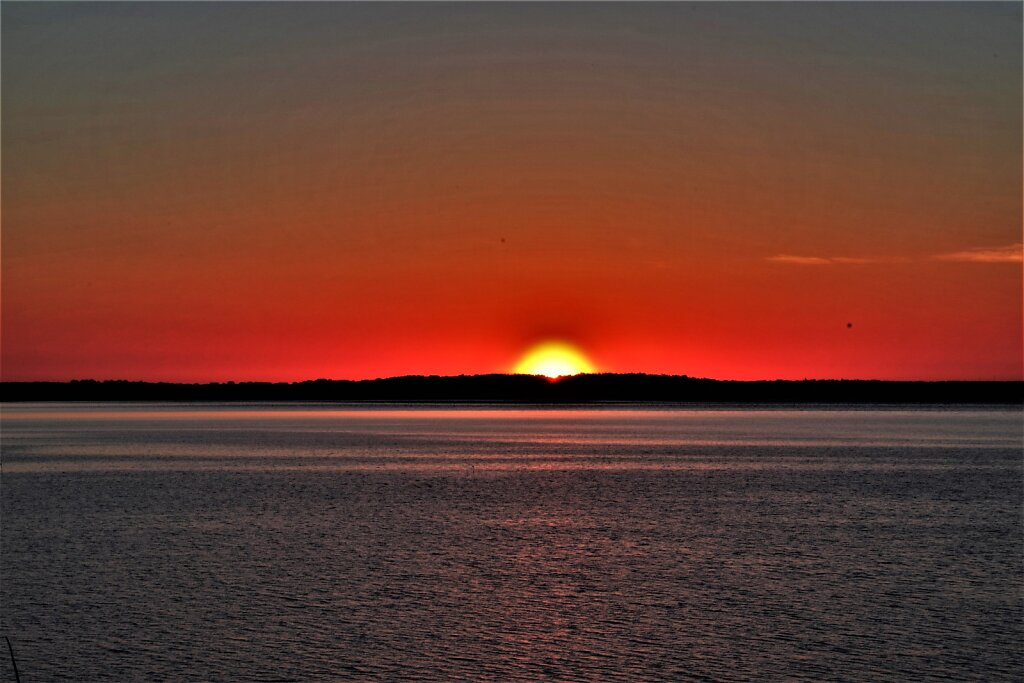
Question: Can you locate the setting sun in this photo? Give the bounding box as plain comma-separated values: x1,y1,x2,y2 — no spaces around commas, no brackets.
513,341,596,379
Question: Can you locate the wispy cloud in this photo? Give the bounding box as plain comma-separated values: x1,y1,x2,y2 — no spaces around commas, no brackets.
766,255,835,265
932,243,1022,264
766,254,898,266
768,244,1022,266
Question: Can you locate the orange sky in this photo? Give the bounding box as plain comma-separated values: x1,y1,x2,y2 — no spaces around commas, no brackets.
3,3,1021,381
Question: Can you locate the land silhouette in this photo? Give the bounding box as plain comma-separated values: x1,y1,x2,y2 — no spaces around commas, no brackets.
2,374,1020,403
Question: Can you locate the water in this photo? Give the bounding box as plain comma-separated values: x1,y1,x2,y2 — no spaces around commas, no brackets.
2,403,1021,681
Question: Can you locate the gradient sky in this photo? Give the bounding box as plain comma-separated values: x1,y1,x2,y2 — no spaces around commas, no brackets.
3,2,1021,382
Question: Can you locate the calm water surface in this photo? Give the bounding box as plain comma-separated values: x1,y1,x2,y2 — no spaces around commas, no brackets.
2,404,1021,681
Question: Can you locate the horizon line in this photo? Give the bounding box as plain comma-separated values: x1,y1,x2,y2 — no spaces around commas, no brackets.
3,373,1022,385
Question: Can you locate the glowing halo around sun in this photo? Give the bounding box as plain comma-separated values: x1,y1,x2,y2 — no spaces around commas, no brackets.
513,341,596,379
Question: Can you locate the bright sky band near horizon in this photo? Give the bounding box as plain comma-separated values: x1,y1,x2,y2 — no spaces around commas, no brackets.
2,2,1021,382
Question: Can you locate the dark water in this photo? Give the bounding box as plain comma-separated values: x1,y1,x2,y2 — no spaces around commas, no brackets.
2,404,1021,681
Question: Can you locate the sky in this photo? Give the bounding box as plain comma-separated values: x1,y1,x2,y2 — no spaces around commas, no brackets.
2,2,1021,382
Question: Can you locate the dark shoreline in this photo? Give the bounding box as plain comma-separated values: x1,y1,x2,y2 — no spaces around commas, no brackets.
2,374,1021,404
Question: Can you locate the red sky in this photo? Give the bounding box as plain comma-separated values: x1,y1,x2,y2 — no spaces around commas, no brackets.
3,4,1021,381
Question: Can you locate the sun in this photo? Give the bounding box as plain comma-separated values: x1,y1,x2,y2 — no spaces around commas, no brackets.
513,341,596,379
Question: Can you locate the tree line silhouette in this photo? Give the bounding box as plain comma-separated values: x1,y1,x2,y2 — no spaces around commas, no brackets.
2,374,1020,403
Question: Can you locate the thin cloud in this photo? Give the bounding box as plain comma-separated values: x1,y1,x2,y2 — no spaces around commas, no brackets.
932,243,1022,263
766,255,834,265
766,255,898,265
768,245,1022,266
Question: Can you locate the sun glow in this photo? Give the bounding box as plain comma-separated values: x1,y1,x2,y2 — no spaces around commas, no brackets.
513,341,596,379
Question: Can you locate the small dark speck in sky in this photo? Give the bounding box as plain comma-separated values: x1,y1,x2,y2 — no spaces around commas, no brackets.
847,323,853,328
